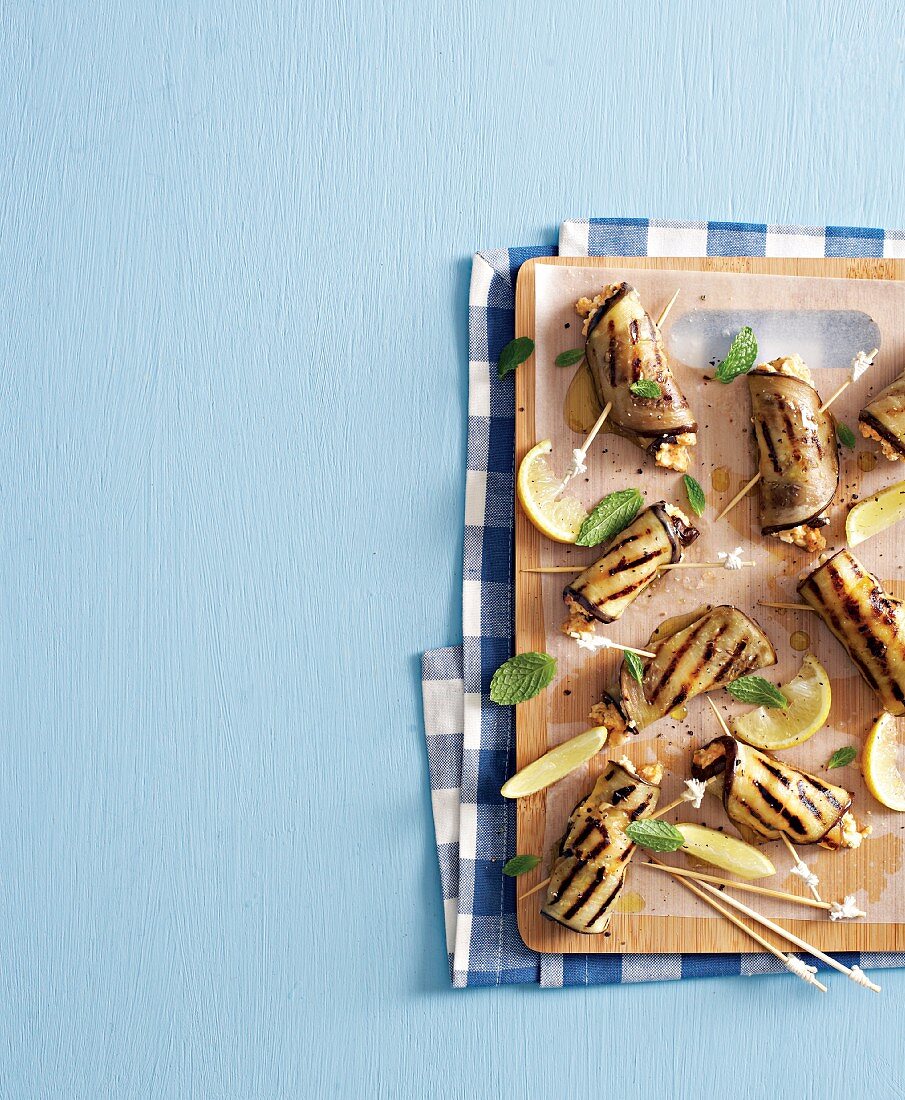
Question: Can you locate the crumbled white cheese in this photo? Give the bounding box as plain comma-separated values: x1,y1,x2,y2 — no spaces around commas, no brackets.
717,546,746,571
829,895,866,921
851,349,875,382
683,778,707,809
790,861,820,890
570,632,613,652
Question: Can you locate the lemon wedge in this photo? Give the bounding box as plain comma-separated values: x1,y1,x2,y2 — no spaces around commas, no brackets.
729,653,831,751
517,440,588,544
674,823,776,879
846,477,905,547
500,726,608,798
862,712,905,811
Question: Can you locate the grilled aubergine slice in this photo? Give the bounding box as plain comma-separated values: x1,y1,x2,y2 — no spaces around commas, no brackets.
542,758,662,934
563,503,699,631
692,735,869,850
798,548,905,716
859,367,905,461
581,283,697,472
592,605,777,738
747,356,838,553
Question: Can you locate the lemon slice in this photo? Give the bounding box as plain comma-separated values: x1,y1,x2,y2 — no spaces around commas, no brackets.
729,654,831,751
846,477,905,547
500,726,608,798
863,712,905,811
517,439,588,544
674,823,776,879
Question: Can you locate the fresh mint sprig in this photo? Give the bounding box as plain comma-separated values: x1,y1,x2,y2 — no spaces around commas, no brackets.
490,652,556,705
714,326,758,384
497,337,535,379
623,650,645,684
827,746,857,770
625,820,685,853
630,379,662,398
503,854,541,877
576,488,644,548
682,474,706,517
725,675,788,709
555,348,585,367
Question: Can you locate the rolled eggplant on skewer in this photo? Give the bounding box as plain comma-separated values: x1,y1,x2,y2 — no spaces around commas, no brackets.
542,757,663,934
798,548,905,716
590,605,776,739
747,355,839,553
563,503,699,634
578,283,697,472
859,368,905,461
692,735,870,850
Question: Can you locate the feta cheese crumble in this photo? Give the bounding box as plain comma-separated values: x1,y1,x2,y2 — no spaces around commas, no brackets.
851,349,876,382
570,632,613,653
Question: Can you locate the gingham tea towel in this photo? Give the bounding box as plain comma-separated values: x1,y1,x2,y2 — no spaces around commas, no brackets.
422,218,905,987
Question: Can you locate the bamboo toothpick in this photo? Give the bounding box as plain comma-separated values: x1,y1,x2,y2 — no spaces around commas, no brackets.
661,560,756,571
656,289,680,328
556,401,613,496
692,879,880,992
818,348,878,412
758,601,815,612
707,695,733,736
716,349,878,522
715,471,762,522
647,856,827,990
520,566,583,574
643,862,830,911
780,833,823,903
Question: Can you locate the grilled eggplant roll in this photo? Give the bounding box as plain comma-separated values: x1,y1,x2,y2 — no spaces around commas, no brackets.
563,503,699,631
579,284,697,472
590,605,776,740
692,736,869,850
798,548,905,716
859,368,905,461
747,356,838,553
542,758,663,934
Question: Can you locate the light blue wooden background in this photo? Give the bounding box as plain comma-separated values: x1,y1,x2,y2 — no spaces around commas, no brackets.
4,2,905,1097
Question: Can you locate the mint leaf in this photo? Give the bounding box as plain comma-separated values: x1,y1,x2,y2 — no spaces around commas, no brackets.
726,675,788,708
714,326,758,384
827,746,856,770
490,652,556,705
623,650,644,684
503,854,541,877
837,421,856,449
625,820,685,853
555,348,585,367
630,379,662,398
576,488,644,548
682,474,706,517
497,337,535,379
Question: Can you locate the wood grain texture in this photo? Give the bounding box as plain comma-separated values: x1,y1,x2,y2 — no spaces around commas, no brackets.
3,1,905,1098
515,256,905,957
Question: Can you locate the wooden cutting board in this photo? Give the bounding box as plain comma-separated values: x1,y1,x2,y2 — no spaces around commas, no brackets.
514,255,905,956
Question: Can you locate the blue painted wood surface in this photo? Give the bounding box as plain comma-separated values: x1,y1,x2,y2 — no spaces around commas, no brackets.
3,2,905,1096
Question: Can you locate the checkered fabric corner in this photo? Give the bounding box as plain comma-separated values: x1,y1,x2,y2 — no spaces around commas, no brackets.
422,217,905,987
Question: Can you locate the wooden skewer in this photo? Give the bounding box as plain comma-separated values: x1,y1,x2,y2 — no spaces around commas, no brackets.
661,560,755,570
707,695,733,736
715,471,762,522
818,348,878,412
758,601,815,612
519,875,552,901
656,289,680,328
779,833,823,903
643,862,830,910
556,401,613,496
646,856,827,990
716,348,878,522
691,878,880,992
520,566,583,574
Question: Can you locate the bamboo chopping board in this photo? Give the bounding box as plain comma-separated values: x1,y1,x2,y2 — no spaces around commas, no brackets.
514,255,905,956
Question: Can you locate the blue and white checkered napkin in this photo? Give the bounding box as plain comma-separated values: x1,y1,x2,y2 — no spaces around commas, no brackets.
422,218,905,988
